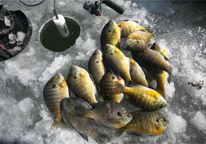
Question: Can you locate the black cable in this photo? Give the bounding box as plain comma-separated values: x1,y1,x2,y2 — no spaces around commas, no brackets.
53,0,58,19
19,0,45,7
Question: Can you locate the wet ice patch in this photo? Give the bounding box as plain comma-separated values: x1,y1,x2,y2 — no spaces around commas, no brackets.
39,54,71,83
191,111,206,135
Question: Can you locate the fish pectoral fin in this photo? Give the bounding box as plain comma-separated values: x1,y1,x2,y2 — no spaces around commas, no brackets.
78,131,89,142
130,131,145,136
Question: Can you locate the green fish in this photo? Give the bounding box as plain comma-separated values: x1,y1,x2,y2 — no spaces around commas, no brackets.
116,111,169,137
115,82,167,111
43,73,69,129
128,57,148,87
132,48,172,83
77,101,133,129
123,31,153,52
101,20,121,51
67,65,97,104
100,71,125,103
61,97,109,143
103,44,133,86
149,42,170,98
88,49,106,86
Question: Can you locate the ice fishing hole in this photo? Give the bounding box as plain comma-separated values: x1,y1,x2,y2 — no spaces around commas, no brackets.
39,16,81,52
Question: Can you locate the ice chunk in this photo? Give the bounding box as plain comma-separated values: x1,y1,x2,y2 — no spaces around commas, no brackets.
18,98,34,112
168,113,187,133
16,31,26,45
4,16,11,27
8,32,17,44
39,54,71,83
191,111,206,135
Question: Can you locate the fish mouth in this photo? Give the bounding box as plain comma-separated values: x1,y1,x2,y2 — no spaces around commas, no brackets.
55,73,64,83
94,49,102,55
108,20,117,31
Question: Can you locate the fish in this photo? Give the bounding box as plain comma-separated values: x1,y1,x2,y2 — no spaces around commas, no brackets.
116,111,169,137
103,44,133,86
100,71,125,103
117,20,147,37
115,82,167,111
132,48,172,83
128,57,148,87
43,73,69,129
88,49,106,87
77,101,133,129
123,31,153,52
61,97,109,143
100,20,121,51
149,42,170,98
67,65,97,104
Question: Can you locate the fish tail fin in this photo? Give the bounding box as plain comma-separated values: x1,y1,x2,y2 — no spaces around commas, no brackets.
50,120,64,130
166,66,172,83
95,133,111,144
115,127,126,138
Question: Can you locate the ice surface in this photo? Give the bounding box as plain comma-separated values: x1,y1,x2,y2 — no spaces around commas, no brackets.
0,0,206,143
191,111,206,135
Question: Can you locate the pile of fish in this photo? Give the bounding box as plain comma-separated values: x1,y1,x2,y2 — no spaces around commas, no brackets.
43,20,171,143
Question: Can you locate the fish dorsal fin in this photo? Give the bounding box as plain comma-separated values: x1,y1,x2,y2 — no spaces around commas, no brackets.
163,54,169,61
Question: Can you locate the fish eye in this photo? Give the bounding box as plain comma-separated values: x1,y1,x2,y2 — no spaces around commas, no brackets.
108,30,111,32
163,118,167,122
67,99,70,103
136,41,139,44
156,119,159,122
127,114,131,117
96,60,100,63
74,76,77,79
110,52,113,55
117,112,122,116
153,101,156,104
112,76,115,79
52,84,56,88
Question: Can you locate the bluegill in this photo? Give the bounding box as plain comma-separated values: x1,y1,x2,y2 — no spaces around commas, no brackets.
116,111,169,137
103,44,133,86
149,42,170,98
43,73,69,129
123,31,152,52
132,48,172,83
67,65,97,104
115,82,167,111
101,20,121,51
77,101,133,129
128,57,148,87
117,20,146,37
88,49,106,86
100,72,125,103
61,98,109,143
